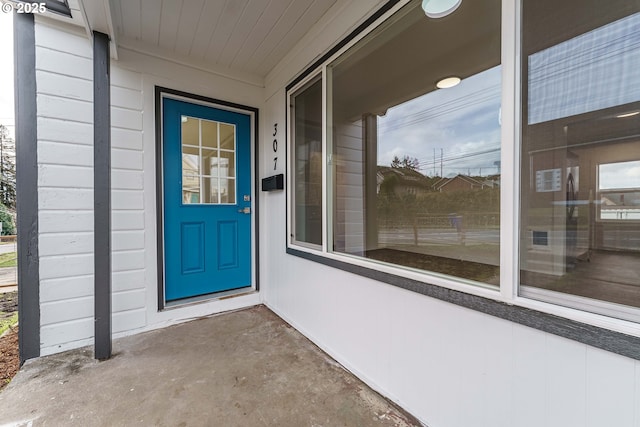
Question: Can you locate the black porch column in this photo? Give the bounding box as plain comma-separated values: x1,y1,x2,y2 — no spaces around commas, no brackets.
93,31,111,360
14,12,40,364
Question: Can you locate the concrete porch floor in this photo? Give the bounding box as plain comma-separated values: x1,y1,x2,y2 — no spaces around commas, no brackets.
0,306,420,427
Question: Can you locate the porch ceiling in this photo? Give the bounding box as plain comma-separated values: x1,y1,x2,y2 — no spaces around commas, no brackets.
110,0,338,84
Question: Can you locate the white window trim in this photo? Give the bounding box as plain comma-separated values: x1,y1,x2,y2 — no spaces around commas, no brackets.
284,0,640,341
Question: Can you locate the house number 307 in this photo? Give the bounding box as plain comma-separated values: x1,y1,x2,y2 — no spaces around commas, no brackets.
272,123,278,170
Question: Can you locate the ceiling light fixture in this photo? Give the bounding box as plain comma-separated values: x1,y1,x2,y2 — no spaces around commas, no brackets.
422,0,462,18
436,76,461,89
616,111,640,118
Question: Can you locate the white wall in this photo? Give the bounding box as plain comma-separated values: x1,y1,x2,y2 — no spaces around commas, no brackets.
36,20,97,354
35,18,263,356
262,1,640,426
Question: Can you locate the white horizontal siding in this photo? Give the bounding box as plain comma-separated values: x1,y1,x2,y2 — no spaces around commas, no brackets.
36,20,148,352
112,148,143,170
39,211,93,233
39,188,93,210
112,86,144,111
37,118,93,145
112,231,145,251
41,318,93,356
112,190,144,210
112,270,146,293
113,309,146,334
36,16,94,353
113,211,144,231
36,21,92,56
109,59,146,335
38,94,93,123
113,290,146,313
39,254,93,280
111,66,143,91
40,275,93,304
39,232,93,256
112,170,144,190
38,142,93,166
112,106,143,131
36,70,93,101
36,46,93,80
38,164,92,188
112,127,143,151
41,296,93,325
113,250,145,272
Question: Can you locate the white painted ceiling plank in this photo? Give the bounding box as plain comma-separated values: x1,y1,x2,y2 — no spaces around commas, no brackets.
204,0,249,66
174,0,205,55
246,0,314,73
107,0,348,80
158,0,183,51
258,0,337,75
188,1,226,59
218,0,270,68
139,0,162,46
230,0,295,71
119,0,141,41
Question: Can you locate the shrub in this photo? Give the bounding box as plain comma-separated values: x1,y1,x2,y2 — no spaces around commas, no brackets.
0,205,15,236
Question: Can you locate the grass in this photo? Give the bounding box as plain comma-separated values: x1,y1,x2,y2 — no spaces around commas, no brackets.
0,252,16,268
0,312,18,336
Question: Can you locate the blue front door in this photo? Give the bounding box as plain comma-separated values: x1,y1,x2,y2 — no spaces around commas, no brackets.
162,97,252,301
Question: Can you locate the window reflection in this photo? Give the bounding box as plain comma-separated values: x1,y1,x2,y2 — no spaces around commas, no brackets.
520,0,640,318
599,160,640,221
291,77,323,246
329,0,501,285
180,116,237,205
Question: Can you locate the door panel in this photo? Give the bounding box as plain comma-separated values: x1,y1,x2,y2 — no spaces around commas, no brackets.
163,97,252,301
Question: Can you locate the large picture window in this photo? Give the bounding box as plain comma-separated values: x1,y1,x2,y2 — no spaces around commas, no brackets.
289,0,501,284
327,0,501,286
519,0,640,320
286,0,640,336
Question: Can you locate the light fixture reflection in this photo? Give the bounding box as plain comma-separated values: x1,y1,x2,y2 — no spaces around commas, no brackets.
422,0,462,18
436,76,461,89
616,111,640,118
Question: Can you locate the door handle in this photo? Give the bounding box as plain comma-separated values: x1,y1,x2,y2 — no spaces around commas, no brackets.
238,207,251,214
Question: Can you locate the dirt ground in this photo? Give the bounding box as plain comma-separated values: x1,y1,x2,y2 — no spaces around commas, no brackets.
0,291,19,390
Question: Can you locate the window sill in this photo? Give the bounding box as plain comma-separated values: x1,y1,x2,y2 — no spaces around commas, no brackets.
286,246,640,361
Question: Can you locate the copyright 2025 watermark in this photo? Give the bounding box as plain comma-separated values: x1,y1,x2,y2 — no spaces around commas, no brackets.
2,2,47,14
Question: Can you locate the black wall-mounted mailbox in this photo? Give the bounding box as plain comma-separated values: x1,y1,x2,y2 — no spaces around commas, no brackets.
261,174,284,191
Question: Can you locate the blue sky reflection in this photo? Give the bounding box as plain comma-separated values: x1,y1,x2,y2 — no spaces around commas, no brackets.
378,65,501,177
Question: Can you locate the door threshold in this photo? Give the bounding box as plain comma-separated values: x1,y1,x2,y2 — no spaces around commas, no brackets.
164,287,256,310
